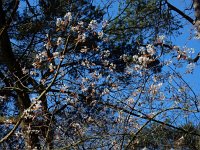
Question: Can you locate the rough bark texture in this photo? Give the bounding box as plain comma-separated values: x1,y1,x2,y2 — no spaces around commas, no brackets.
193,0,200,32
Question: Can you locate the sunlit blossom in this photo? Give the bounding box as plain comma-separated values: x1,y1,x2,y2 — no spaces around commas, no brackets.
57,37,62,45
149,83,163,95
98,31,104,39
22,67,28,74
56,18,62,27
88,20,98,30
64,12,72,22
80,47,87,53
156,35,165,43
102,20,109,28
53,52,60,58
146,44,155,55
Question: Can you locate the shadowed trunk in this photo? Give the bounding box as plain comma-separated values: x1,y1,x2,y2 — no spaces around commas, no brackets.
0,1,41,149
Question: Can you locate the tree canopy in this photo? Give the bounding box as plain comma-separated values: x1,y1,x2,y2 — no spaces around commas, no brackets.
0,0,200,149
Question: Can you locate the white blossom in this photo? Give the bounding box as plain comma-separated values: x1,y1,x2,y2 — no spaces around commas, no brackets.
134,64,143,71
120,54,128,62
156,35,165,43
22,67,29,74
53,52,60,58
64,12,72,22
102,20,109,28
88,20,98,30
103,60,109,66
149,83,163,95
102,50,110,57
138,56,150,66
80,46,88,53
78,33,86,42
98,31,104,39
56,18,62,27
49,63,55,70
159,92,165,100
146,44,155,55
186,63,195,73
102,88,110,95
132,55,138,61
57,37,62,45
78,21,84,26
44,42,51,50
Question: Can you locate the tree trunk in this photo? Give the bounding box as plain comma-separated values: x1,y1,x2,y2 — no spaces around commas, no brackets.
193,0,200,32
0,1,41,149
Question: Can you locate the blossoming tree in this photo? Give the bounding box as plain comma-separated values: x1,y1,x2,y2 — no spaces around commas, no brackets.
0,0,200,149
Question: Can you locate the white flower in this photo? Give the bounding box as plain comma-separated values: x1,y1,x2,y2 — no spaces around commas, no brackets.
38,51,47,58
78,21,84,26
132,55,138,61
186,63,195,73
49,63,55,70
149,83,162,95
194,30,200,39
103,60,109,66
71,123,81,128
81,60,90,67
138,56,143,64
159,92,165,100
0,95,6,100
134,64,142,71
109,63,116,71
22,67,29,74
102,20,109,28
78,33,86,42
146,44,155,55
120,54,128,62
53,52,60,58
80,46,88,53
138,56,149,66
44,42,51,50
98,31,104,39
57,37,62,45
102,88,109,95
156,35,165,43
64,12,72,22
30,71,37,76
164,59,172,66
33,100,42,110
141,147,148,150
88,20,98,30
71,26,78,32
186,63,195,69
102,50,110,57
139,46,146,53
56,18,62,27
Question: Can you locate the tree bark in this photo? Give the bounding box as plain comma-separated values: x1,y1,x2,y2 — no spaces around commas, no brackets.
0,1,41,149
193,0,200,32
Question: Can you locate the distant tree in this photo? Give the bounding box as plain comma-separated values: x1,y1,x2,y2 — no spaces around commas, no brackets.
127,122,200,149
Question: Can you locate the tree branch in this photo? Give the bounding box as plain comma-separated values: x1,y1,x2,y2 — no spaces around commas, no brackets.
166,1,194,24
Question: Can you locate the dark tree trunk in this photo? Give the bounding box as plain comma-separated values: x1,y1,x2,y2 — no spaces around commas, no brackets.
0,1,41,149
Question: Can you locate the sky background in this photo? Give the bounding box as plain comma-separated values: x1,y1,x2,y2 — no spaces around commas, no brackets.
167,0,200,95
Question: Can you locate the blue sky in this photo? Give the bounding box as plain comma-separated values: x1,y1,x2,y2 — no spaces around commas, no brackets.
167,1,200,95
